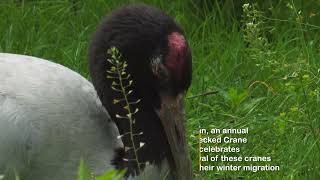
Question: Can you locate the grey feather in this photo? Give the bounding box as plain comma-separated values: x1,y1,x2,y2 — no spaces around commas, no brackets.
0,53,170,180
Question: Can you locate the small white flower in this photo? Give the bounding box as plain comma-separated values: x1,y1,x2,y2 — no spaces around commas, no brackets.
242,3,250,9
139,142,145,147
247,22,254,27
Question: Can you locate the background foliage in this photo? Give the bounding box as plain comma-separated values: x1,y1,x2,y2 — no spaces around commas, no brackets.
1,0,320,179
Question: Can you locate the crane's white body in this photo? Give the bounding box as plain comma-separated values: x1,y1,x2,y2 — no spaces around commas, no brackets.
0,53,170,180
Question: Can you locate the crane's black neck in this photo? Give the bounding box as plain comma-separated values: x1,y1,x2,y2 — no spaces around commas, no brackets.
88,4,186,177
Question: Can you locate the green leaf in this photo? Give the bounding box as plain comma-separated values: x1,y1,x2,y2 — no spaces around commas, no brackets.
227,88,249,109
77,159,91,180
240,97,266,114
15,175,20,180
96,170,125,180
275,118,286,134
14,170,19,180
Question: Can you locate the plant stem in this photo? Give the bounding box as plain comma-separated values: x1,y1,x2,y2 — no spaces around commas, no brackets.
116,62,141,174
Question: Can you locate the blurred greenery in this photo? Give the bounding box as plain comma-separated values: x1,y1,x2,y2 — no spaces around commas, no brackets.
77,159,124,180
0,0,320,179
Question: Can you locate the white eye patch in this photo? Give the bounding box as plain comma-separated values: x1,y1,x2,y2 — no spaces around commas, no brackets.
150,55,170,81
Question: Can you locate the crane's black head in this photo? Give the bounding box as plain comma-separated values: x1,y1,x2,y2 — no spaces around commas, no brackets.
89,4,192,179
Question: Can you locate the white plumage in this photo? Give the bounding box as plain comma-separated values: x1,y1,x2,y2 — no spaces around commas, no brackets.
0,53,170,179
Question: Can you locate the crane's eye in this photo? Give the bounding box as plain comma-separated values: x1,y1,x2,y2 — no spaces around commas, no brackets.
150,55,170,82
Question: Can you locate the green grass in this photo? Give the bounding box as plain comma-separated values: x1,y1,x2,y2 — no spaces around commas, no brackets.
1,0,320,179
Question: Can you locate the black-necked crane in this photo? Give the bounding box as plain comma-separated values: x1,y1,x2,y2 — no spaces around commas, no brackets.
0,4,193,180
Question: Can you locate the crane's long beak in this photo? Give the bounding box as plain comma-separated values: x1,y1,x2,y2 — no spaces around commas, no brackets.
158,93,193,180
